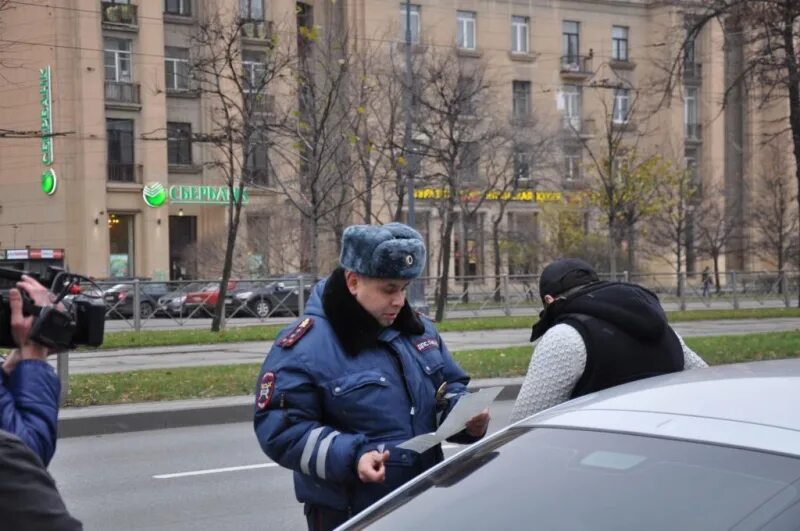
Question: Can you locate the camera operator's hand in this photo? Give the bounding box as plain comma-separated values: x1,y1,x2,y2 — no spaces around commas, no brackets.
9,275,53,361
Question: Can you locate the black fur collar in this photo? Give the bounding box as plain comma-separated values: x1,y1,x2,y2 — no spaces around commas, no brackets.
322,267,425,355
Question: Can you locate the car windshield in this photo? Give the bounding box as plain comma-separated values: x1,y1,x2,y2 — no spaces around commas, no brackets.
349,427,800,531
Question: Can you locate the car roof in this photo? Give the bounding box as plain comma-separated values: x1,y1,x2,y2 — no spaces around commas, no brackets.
523,359,800,456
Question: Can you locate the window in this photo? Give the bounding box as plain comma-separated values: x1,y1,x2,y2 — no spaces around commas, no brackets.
565,149,581,181
242,50,266,93
562,85,581,129
512,80,531,120
562,21,580,61
511,16,529,54
107,119,135,182
400,4,420,44
613,88,630,124
684,87,698,137
457,76,477,116
240,0,264,20
245,130,270,185
459,142,479,182
164,47,190,91
104,38,132,82
612,26,629,61
457,11,476,50
455,213,484,278
167,122,192,165
164,0,191,16
514,147,531,182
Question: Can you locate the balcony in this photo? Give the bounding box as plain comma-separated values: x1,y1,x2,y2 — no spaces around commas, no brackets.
560,55,593,80
685,122,703,143
562,117,595,138
101,2,138,31
241,19,273,43
105,81,141,110
609,57,636,71
107,163,136,183
684,61,702,85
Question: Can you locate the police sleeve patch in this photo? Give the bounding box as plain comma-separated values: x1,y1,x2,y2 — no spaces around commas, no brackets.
256,372,276,411
277,317,314,348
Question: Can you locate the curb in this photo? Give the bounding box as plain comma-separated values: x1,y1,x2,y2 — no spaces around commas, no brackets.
58,379,523,438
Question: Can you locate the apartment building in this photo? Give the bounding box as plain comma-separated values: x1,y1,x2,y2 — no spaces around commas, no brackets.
0,0,792,280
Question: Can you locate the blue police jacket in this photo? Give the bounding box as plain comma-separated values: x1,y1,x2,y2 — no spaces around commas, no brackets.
253,269,481,513
0,359,61,466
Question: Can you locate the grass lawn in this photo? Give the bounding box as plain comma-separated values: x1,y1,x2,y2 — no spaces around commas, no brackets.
91,307,800,350
65,330,800,407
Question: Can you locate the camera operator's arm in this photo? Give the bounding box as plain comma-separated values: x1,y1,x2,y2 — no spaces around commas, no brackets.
0,277,61,466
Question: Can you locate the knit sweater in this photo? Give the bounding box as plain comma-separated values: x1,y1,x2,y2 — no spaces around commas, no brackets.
509,323,708,423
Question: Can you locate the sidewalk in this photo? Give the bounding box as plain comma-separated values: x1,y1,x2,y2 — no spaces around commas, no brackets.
58,317,799,438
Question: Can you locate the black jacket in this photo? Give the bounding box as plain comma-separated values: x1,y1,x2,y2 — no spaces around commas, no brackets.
531,282,684,398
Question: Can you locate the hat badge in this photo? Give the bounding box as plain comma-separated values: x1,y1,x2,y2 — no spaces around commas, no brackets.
405,254,414,266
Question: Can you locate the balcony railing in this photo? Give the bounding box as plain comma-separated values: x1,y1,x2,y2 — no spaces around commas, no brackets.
107,163,136,183
241,19,273,40
560,55,593,77
105,81,140,105
684,61,702,84
101,2,138,27
685,122,703,141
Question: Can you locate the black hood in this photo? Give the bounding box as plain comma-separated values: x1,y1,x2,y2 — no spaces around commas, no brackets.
321,267,425,356
531,282,668,342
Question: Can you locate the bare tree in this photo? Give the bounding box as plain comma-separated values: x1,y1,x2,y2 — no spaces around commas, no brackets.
188,8,293,331
751,141,799,275
268,14,366,276
695,185,741,292
668,1,800,304
571,79,661,274
643,162,699,293
411,50,515,321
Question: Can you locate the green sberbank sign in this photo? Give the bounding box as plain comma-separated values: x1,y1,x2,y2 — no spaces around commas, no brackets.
143,182,249,208
39,66,57,196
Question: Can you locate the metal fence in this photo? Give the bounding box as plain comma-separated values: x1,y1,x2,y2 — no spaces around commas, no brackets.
85,270,799,331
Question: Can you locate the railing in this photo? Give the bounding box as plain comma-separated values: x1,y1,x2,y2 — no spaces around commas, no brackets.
105,81,140,104
101,2,138,26
241,19,273,40
90,271,799,332
107,163,136,182
560,55,593,76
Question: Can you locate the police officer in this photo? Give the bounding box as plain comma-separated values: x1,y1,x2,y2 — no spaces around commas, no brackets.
253,223,490,530
510,258,708,422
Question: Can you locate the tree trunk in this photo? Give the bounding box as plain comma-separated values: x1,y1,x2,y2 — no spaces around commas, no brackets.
608,218,617,278
780,10,800,307
627,223,636,272
434,212,455,322
212,194,244,332
492,216,502,303
713,253,721,295
676,246,683,297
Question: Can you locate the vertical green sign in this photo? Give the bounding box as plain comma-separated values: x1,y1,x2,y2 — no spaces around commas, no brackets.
39,66,57,195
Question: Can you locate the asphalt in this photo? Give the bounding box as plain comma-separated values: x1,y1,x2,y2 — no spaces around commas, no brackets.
57,317,800,439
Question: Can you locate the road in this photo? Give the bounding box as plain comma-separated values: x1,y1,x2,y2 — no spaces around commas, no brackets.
59,318,800,374
49,401,516,530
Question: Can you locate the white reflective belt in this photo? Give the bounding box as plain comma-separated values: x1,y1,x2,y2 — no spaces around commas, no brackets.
444,393,459,399
300,427,325,476
315,430,340,480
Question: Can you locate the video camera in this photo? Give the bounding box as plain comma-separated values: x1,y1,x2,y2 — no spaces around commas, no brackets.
0,266,105,350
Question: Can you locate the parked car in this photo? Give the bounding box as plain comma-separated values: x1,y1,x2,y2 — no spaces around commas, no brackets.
183,280,238,317
340,359,800,530
156,282,205,317
103,282,171,318
226,277,316,318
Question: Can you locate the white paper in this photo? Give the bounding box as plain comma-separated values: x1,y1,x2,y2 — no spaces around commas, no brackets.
397,386,504,453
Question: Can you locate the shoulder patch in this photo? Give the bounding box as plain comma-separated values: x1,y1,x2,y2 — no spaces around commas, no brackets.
277,317,314,348
256,371,275,411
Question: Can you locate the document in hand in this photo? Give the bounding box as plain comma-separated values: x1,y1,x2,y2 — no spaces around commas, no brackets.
396,386,504,453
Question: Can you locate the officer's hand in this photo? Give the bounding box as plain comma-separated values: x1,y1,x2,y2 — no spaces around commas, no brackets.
465,408,490,438
357,450,390,483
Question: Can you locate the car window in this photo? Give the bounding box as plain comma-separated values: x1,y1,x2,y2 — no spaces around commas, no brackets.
109,284,130,291
348,427,800,531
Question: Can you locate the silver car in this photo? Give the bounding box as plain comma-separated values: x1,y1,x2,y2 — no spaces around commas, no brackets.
340,359,800,530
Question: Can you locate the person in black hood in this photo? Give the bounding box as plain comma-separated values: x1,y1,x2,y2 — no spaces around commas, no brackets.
510,258,708,422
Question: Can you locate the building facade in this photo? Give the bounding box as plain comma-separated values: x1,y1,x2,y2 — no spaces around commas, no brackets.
0,0,794,281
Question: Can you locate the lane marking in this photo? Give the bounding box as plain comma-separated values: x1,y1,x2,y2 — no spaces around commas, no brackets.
153,463,279,479
156,445,463,479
